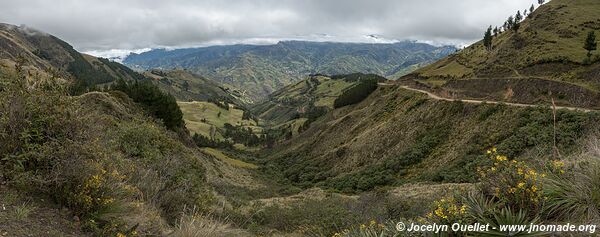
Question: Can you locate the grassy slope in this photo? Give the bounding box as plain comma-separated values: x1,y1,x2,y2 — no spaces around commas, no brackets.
178,101,259,140
265,84,600,192
252,75,358,126
404,0,600,108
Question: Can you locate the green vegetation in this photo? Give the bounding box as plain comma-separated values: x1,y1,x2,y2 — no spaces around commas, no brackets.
267,86,600,193
178,101,258,141
584,30,597,59
333,76,379,108
483,26,493,50
0,71,213,235
111,79,184,130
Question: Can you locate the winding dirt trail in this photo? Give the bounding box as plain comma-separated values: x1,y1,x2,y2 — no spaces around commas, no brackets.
377,83,595,113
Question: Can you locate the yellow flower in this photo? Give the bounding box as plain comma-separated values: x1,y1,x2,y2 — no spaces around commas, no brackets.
492,147,497,152
517,182,525,189
517,168,524,175
360,224,366,229
460,205,467,214
434,207,448,219
370,220,376,226
117,233,126,237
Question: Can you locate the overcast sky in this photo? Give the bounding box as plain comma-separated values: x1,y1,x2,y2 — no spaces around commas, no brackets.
0,0,537,58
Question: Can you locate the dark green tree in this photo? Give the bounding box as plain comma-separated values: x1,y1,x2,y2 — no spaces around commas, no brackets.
493,27,499,37
584,31,597,59
506,16,514,31
538,0,545,5
529,4,535,17
513,11,522,32
484,26,493,50
111,79,184,130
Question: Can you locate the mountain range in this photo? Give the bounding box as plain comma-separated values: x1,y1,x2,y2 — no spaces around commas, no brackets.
124,41,456,102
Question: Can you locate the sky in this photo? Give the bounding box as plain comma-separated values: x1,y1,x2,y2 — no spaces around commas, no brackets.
0,0,538,58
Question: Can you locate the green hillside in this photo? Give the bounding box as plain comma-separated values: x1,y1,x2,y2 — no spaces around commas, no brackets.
178,101,260,140
252,73,385,139
265,83,600,192
403,0,600,109
125,41,456,102
143,69,250,105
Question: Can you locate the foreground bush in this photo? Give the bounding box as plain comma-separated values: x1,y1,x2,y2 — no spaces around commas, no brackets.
0,72,213,235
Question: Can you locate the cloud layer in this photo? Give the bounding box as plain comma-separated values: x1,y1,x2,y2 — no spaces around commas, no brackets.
0,0,536,54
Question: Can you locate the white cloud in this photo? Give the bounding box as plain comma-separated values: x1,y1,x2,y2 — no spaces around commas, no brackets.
0,0,537,55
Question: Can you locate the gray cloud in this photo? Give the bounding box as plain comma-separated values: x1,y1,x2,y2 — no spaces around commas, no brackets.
0,0,537,56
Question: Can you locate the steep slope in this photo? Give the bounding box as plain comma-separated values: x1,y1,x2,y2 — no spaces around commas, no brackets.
402,0,600,109
0,23,144,91
124,41,456,102
265,83,600,192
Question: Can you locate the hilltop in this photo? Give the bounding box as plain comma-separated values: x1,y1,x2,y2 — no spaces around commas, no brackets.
0,24,145,93
402,0,600,109
124,41,456,102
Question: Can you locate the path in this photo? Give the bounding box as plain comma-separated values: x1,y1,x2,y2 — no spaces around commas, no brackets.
377,82,595,113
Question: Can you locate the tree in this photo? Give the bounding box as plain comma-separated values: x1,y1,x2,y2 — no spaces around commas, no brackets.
538,0,545,5
484,26,493,50
513,11,522,32
584,31,597,59
493,27,499,37
529,4,535,16
506,16,514,31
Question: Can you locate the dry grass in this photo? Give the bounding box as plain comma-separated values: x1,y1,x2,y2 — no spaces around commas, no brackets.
172,208,250,237
201,148,258,169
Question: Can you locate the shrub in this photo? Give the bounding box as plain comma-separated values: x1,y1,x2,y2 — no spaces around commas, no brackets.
172,207,249,237
0,71,213,235
247,198,360,236
478,148,545,214
330,220,400,237
192,133,233,149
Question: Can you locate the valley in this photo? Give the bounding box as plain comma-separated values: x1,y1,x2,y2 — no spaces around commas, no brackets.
2,0,600,236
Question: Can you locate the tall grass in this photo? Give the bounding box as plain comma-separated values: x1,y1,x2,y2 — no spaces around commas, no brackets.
172,207,248,237
543,160,600,222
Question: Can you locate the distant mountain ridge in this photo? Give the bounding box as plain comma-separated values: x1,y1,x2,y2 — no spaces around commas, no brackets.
124,41,456,102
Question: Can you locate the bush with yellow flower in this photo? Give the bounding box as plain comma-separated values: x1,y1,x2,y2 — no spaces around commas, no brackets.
479,148,545,215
